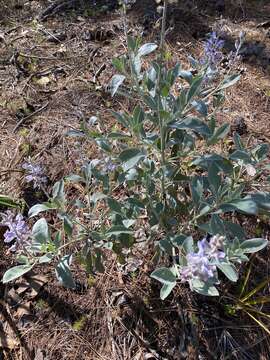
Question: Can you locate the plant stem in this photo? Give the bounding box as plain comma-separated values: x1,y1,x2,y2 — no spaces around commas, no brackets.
159,0,168,207
160,0,168,56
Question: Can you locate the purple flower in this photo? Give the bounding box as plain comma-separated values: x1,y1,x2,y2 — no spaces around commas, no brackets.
103,157,118,173
202,32,224,68
22,160,47,189
181,250,215,283
1,211,31,252
180,235,225,284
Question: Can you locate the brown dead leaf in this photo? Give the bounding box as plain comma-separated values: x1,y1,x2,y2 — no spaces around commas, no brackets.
35,76,51,86
0,331,19,350
0,322,19,350
15,301,31,318
34,348,46,360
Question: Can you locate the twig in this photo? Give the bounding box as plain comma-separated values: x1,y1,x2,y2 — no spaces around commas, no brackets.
13,102,49,132
0,300,32,359
93,63,106,84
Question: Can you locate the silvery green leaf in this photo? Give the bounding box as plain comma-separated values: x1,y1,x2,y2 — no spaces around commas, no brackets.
106,225,133,237
3,264,33,283
240,238,268,253
233,133,245,150
191,177,204,204
220,199,257,215
179,70,193,84
108,132,131,139
90,192,107,204
197,204,211,218
32,218,50,244
170,117,211,137
191,279,219,296
38,253,54,264
65,174,84,183
55,255,76,289
107,197,122,214
210,214,225,235
110,74,125,96
230,150,252,164
66,129,85,137
29,203,56,217
122,219,136,228
111,110,129,127
63,215,73,237
159,238,173,255
172,235,194,253
119,148,145,171
151,267,177,284
16,255,29,264
207,123,230,145
208,163,221,195
160,282,176,300
127,197,145,209
125,168,138,181
192,100,208,116
251,143,269,162
217,262,238,282
96,138,112,152
187,75,204,103
224,221,246,240
138,43,157,57
127,35,138,52
249,192,270,213
219,74,240,90
53,180,65,203
193,154,233,174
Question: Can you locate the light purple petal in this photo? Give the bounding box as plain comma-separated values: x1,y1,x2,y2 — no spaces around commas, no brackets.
4,230,16,243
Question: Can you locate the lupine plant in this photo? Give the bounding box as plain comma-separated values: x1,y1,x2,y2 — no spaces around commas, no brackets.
2,1,270,299
22,159,47,190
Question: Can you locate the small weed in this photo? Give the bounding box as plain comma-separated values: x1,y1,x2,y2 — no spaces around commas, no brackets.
72,316,87,331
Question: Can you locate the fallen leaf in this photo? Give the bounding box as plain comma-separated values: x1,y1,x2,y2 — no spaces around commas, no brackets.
15,301,31,318
0,332,19,350
35,76,51,86
35,348,46,360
